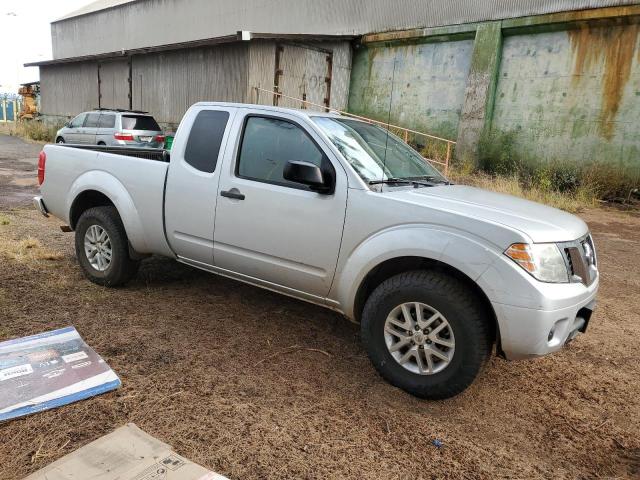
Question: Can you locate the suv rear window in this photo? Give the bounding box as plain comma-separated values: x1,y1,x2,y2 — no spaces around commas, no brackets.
121,115,160,131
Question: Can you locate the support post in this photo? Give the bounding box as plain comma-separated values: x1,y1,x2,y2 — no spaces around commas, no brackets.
455,21,503,165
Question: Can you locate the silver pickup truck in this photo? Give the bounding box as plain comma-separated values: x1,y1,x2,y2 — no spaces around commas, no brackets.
34,102,598,399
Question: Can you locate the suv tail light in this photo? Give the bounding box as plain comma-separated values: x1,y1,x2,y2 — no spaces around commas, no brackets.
155,134,165,143
37,150,46,185
114,133,134,141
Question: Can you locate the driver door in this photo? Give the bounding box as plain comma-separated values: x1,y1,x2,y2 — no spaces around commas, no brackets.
213,110,348,299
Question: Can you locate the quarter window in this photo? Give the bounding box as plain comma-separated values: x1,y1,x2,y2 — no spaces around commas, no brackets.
184,110,230,173
98,114,116,128
237,116,324,188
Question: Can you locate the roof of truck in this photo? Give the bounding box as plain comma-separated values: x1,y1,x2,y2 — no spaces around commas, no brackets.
192,102,353,121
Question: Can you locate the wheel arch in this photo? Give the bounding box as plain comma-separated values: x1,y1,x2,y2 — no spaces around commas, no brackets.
352,255,498,347
69,190,115,229
333,226,504,352
66,171,148,253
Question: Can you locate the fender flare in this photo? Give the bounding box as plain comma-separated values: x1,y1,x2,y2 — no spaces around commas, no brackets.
332,225,502,320
66,170,149,253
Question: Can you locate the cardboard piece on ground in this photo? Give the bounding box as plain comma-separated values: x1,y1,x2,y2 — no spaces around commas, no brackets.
0,326,120,421
25,423,229,480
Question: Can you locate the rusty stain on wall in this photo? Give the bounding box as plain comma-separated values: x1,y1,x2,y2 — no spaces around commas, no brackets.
569,22,639,140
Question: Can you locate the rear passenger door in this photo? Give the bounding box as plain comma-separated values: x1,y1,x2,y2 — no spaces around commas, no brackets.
164,106,236,266
81,113,101,144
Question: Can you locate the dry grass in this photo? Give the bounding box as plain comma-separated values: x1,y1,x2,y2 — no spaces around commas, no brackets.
0,214,10,226
0,121,62,143
0,236,64,265
449,169,599,213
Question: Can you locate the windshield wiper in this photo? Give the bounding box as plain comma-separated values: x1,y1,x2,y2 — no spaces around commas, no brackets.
368,178,414,186
402,175,453,185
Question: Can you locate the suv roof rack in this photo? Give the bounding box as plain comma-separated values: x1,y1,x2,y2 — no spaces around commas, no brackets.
93,108,149,114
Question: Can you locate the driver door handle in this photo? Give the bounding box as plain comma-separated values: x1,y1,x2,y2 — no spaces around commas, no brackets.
220,188,245,200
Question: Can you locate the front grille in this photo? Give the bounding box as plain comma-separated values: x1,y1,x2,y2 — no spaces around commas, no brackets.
562,234,597,286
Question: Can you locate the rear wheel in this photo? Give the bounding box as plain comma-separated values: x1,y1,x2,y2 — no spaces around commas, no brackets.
74,206,139,287
361,270,492,399
97,141,106,146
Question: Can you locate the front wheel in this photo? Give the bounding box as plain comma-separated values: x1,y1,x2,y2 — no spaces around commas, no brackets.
56,137,65,144
74,206,139,287
361,270,492,399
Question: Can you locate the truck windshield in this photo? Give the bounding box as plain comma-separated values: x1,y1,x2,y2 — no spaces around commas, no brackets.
122,115,161,131
313,117,446,185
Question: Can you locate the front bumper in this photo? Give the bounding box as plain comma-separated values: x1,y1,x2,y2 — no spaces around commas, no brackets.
493,276,598,360
33,196,49,218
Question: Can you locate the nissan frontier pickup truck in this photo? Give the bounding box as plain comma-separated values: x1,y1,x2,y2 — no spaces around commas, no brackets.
34,102,598,399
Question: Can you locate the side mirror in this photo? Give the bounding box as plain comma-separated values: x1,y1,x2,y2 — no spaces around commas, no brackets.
64,122,70,128
283,161,331,193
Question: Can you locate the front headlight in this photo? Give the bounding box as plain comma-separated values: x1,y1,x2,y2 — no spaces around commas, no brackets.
505,243,569,283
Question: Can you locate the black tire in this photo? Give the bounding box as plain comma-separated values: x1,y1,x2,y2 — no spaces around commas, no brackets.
74,206,139,287
97,141,106,146
56,137,65,144
361,270,492,399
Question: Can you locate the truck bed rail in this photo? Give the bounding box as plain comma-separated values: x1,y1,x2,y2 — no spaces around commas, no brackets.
58,144,169,162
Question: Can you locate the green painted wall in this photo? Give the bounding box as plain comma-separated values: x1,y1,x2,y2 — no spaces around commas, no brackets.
493,23,640,167
348,39,474,140
348,11,640,171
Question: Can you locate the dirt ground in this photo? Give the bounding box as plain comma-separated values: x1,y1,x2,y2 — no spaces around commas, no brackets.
0,134,639,479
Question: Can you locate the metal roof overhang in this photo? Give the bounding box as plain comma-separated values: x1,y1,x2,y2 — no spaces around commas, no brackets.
24,32,356,67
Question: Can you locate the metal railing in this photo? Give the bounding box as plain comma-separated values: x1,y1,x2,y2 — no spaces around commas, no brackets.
252,86,455,175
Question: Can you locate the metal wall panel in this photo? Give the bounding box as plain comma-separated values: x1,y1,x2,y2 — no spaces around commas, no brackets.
40,62,98,116
131,43,249,124
248,41,277,105
248,40,351,110
51,0,637,59
277,44,330,111
324,41,352,111
99,59,130,110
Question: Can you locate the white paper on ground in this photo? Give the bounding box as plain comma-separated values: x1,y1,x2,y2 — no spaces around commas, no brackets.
24,423,230,480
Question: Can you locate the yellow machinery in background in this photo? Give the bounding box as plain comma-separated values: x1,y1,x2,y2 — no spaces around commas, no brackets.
18,82,39,120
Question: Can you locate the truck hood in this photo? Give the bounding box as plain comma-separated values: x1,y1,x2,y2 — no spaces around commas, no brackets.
386,184,588,243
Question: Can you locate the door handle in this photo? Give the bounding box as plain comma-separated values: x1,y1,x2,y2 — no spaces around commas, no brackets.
220,188,245,200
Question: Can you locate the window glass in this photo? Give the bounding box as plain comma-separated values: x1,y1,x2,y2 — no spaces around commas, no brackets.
69,114,86,128
238,116,324,187
313,117,446,184
98,114,116,129
122,115,161,131
184,110,230,173
84,113,101,128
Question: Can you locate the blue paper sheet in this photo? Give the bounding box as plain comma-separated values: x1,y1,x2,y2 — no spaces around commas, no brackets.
0,326,120,421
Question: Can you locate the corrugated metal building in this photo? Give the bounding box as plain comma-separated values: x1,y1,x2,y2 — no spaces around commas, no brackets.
28,0,638,126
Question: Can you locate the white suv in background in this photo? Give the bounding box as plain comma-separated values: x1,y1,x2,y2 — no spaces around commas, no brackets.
55,109,164,148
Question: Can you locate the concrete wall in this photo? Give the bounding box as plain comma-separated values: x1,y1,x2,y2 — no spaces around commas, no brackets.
52,0,638,59
349,39,474,139
348,6,640,169
493,23,640,167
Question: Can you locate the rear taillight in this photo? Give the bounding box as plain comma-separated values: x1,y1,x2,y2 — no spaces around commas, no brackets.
114,133,134,141
37,151,46,185
155,135,165,143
